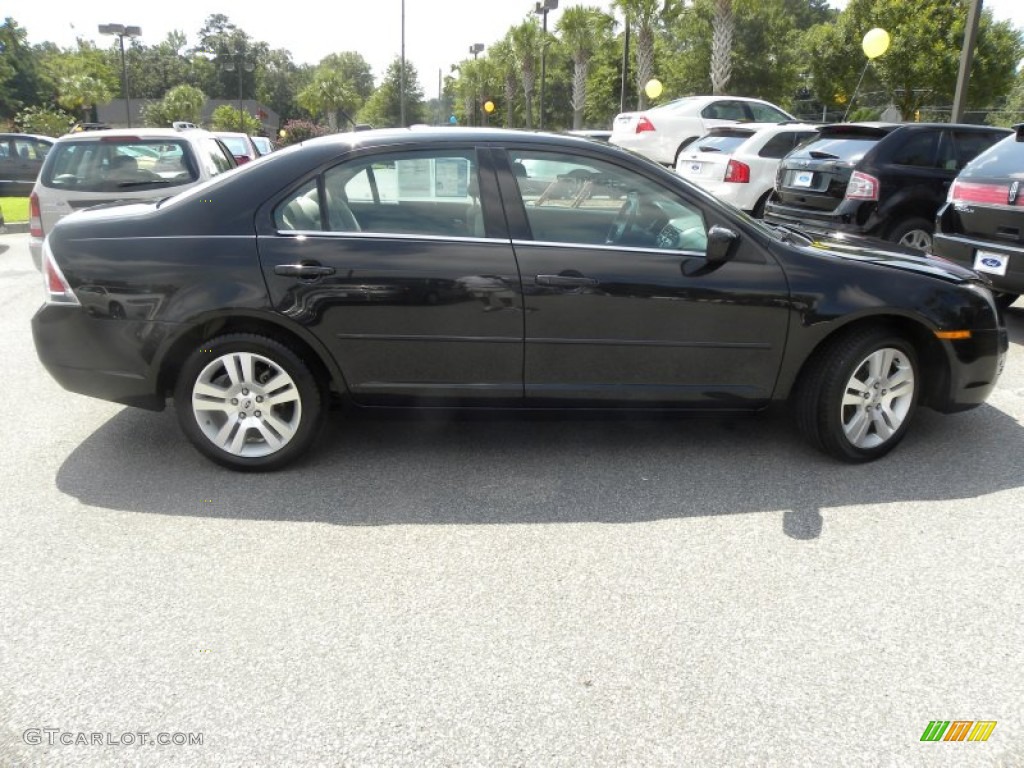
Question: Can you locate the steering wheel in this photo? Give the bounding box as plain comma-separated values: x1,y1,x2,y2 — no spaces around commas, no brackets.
606,191,640,244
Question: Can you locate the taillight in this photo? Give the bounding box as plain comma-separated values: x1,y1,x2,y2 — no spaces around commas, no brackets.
845,171,879,201
724,159,750,183
636,116,656,134
948,179,1020,205
41,240,80,306
29,192,42,238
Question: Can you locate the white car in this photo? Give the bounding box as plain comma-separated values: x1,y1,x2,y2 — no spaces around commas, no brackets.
29,127,237,269
675,123,820,217
610,96,795,167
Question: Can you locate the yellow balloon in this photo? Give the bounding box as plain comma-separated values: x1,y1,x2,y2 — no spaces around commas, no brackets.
862,28,890,60
483,100,495,114
644,79,663,99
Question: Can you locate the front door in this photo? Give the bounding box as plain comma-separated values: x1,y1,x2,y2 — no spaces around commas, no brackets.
497,147,790,407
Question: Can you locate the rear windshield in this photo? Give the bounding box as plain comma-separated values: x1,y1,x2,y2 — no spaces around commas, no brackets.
788,131,885,163
960,134,1024,180
690,132,753,154
42,139,198,191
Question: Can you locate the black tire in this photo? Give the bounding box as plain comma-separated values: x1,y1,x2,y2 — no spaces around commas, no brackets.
174,333,323,471
993,292,1019,311
887,217,933,252
794,328,920,462
751,191,771,219
108,302,126,319
673,138,698,168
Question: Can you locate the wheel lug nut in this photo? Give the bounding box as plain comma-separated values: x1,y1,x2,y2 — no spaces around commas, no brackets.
239,413,246,419
256,396,263,403
231,398,238,405
254,410,261,417
242,388,249,395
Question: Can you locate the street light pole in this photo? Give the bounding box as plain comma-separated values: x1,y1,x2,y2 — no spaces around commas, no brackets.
223,54,255,132
98,24,142,127
400,0,407,127
952,0,984,123
533,0,558,130
469,43,484,126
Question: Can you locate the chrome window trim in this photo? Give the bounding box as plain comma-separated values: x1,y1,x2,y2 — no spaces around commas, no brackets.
273,230,511,245
511,238,706,258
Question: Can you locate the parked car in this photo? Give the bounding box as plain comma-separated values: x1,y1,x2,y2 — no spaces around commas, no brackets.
251,136,276,155
764,122,1010,251
28,126,237,270
215,132,261,164
566,129,613,143
32,128,1006,471
0,133,53,196
610,96,795,167
933,126,1024,310
675,123,819,217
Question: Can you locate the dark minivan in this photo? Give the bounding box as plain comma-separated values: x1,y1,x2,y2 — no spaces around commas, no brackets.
933,126,1024,310
764,123,1010,251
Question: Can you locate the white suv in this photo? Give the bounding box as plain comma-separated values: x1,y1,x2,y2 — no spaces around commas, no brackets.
674,123,819,217
29,127,237,269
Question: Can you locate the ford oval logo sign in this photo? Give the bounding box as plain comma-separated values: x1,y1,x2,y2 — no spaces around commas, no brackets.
981,257,1002,268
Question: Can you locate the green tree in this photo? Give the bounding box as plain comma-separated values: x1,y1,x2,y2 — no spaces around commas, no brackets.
142,84,206,126
710,0,734,95
210,103,261,133
0,18,46,120
613,0,681,110
358,58,425,128
557,6,615,129
989,70,1024,127
490,36,520,128
15,105,75,136
511,18,543,129
297,71,358,130
317,52,375,104
805,0,1022,121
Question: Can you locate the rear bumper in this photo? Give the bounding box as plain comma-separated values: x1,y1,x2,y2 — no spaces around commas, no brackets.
764,200,881,239
932,231,1024,295
32,304,168,410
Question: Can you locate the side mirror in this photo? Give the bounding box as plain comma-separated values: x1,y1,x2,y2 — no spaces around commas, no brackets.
706,225,740,265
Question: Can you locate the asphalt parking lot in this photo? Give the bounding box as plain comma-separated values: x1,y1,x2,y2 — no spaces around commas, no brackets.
1,232,1022,767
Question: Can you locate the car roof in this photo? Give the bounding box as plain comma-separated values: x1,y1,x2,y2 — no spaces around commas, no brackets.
214,131,252,138
53,127,216,142
0,132,54,141
301,127,634,153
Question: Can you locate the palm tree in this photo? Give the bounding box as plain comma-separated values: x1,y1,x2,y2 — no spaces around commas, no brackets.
613,0,680,110
297,71,357,131
557,6,615,129
511,19,543,129
710,0,734,94
490,36,519,128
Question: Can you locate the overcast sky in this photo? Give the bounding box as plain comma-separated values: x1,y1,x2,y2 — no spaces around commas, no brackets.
12,0,1024,98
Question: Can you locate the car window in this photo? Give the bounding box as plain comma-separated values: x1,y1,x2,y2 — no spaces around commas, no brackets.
703,101,746,121
275,179,323,231
508,149,707,252
691,131,752,154
13,139,48,161
759,131,817,159
889,131,940,168
747,102,792,123
959,134,1024,180
42,138,200,191
201,138,236,176
953,130,1005,171
790,132,883,163
322,149,479,237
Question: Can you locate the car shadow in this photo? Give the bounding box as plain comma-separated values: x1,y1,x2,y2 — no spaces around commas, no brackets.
1004,305,1024,344
55,401,1024,541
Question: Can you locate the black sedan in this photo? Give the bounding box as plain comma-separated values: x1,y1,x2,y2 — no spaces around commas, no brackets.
32,128,1007,470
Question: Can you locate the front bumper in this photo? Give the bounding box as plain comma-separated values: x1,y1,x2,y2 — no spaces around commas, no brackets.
931,327,1008,413
32,304,168,410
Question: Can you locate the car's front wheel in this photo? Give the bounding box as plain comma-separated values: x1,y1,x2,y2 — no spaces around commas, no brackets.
174,334,323,471
795,328,920,462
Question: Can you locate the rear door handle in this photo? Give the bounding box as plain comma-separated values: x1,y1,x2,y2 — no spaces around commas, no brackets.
274,263,336,278
536,274,599,287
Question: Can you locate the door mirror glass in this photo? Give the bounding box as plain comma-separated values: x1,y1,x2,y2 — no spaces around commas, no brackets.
706,225,739,264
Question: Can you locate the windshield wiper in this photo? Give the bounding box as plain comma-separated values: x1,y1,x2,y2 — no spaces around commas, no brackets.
808,150,839,160
771,223,811,244
696,145,722,152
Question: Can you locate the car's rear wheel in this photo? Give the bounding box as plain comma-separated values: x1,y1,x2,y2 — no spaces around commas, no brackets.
174,334,323,471
888,217,933,252
673,138,698,168
795,328,919,462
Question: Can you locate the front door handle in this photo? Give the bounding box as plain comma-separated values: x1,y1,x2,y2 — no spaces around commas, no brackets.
536,274,599,287
274,263,336,278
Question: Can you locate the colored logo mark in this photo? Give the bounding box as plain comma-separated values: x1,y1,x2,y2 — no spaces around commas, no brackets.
920,720,997,742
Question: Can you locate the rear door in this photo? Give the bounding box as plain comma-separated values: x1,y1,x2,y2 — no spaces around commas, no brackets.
257,145,525,403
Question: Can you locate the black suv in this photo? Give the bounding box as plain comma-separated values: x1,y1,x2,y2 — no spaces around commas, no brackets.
764,123,1010,251
933,126,1024,309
